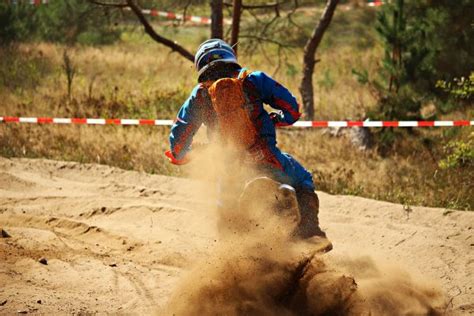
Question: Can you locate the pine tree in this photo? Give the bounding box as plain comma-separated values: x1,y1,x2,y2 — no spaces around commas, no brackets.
376,0,405,93
352,0,472,151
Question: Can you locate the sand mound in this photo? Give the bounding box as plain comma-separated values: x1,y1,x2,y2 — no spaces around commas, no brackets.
0,171,36,190
0,157,472,314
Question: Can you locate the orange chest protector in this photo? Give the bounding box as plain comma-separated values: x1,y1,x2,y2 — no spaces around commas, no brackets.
206,69,258,149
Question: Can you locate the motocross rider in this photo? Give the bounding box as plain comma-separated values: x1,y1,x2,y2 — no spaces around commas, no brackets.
167,39,328,242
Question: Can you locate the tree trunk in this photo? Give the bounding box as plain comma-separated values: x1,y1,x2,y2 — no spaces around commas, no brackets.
230,0,242,54
210,0,224,39
299,0,339,121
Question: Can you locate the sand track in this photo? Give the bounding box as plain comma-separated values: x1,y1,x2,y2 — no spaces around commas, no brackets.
0,157,472,314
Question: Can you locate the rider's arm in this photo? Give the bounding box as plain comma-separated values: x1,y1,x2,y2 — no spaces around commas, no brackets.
169,85,204,161
249,71,301,126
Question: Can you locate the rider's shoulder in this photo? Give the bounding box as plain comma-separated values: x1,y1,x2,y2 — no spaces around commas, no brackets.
246,70,274,84
247,70,265,79
187,83,211,107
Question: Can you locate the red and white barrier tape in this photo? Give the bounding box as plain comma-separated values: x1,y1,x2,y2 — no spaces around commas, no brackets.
123,7,223,25
1,117,472,128
13,1,223,26
17,1,381,23
367,0,384,7
14,0,49,5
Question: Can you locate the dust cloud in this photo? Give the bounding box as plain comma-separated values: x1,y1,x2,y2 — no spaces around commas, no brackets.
165,232,445,315
165,142,446,315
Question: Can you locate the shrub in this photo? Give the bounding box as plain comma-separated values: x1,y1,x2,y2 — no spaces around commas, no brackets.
36,0,121,45
436,72,474,100
0,0,121,46
439,135,474,170
0,3,37,45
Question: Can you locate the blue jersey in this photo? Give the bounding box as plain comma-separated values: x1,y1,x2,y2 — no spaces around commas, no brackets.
169,68,301,161
169,68,314,190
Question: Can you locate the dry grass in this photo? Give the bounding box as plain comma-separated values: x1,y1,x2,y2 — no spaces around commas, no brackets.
0,7,472,210
0,124,175,175
278,128,473,210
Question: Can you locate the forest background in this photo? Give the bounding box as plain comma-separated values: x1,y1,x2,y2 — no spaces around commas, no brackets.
0,0,472,210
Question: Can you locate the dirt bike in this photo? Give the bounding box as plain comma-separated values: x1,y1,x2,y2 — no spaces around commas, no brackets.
165,145,332,253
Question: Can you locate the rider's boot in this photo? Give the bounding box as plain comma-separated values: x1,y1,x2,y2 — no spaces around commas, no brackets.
295,188,332,252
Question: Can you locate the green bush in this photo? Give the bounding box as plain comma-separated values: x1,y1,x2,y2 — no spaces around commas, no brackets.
0,3,37,45
439,135,474,170
436,72,474,100
351,0,473,151
0,0,121,46
36,0,121,45
353,0,473,100
412,0,474,81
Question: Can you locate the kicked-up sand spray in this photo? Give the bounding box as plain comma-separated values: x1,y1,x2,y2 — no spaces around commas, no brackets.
165,143,446,315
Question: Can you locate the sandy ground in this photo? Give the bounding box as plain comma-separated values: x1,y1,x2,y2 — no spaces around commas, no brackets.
0,157,472,315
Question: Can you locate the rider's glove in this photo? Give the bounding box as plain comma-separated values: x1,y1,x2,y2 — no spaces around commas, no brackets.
165,143,209,165
165,150,190,165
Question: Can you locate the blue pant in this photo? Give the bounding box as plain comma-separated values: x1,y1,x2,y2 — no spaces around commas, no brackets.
266,147,315,191
216,146,315,210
